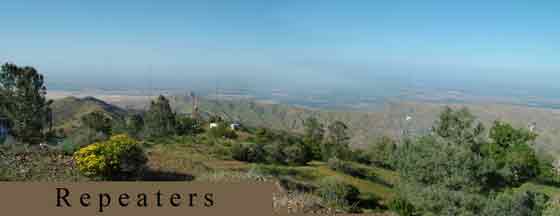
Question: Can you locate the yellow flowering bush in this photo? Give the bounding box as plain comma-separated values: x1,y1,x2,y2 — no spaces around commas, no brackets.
74,134,147,179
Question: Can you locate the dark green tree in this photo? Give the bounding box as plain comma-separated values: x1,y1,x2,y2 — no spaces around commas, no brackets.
125,114,144,138
485,121,540,186
392,108,492,215
208,122,237,139
0,63,52,144
254,127,271,143
395,135,493,190
144,95,176,137
175,115,201,136
432,106,485,151
393,107,550,215
81,111,112,135
327,121,350,146
303,117,325,160
322,121,351,160
208,115,223,123
368,136,397,168
488,121,537,150
483,190,549,216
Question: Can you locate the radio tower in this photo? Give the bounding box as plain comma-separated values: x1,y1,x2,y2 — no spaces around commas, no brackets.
190,91,199,120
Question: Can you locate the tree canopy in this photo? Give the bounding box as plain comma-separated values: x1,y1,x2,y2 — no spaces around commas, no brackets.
0,63,52,144
322,121,351,160
303,117,325,160
144,95,176,137
393,107,549,215
81,111,113,135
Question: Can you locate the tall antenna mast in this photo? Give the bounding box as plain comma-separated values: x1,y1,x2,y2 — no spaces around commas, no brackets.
190,91,199,120
215,78,220,120
149,64,153,98
400,66,415,139
142,64,154,111
215,79,219,102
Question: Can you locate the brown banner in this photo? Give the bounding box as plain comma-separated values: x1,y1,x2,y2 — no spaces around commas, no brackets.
0,182,273,216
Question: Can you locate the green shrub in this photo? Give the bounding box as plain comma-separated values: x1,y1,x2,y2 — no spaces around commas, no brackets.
500,143,540,186
195,170,268,183
544,205,560,216
544,196,560,216
327,158,376,181
210,144,233,160
281,142,311,165
232,140,312,166
208,123,237,139
485,121,540,187
144,95,176,137
231,142,265,163
367,136,397,168
277,176,318,193
396,183,487,216
261,141,312,166
317,176,360,211
124,114,145,138
60,139,80,155
63,127,109,152
349,149,371,165
263,141,284,163
73,134,147,180
81,111,113,135
250,164,303,178
536,157,560,186
483,190,549,216
388,197,416,216
231,142,250,161
175,115,202,136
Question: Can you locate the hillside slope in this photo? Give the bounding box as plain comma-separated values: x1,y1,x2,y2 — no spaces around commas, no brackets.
170,96,560,156
51,96,127,130
50,94,559,156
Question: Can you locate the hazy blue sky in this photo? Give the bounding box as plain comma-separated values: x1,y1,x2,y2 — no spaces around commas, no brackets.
1,0,559,93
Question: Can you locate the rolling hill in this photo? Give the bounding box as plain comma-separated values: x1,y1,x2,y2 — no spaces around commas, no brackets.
169,96,560,157
49,94,560,157
50,96,127,131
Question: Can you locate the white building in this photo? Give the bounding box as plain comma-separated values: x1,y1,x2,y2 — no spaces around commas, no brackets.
209,123,219,129
230,123,241,130
405,115,412,121
528,122,537,133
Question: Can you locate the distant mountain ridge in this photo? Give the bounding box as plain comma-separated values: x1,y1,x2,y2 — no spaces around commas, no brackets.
169,96,560,156
50,95,560,157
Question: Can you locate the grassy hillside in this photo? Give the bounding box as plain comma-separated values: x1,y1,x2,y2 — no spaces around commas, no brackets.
142,136,399,213
169,96,560,156
51,96,128,131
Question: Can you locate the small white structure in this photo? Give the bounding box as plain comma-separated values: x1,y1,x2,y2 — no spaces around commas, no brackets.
209,123,219,129
39,143,51,150
230,123,241,130
528,122,537,133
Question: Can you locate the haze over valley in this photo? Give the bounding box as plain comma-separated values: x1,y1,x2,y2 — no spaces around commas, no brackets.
2,1,560,215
